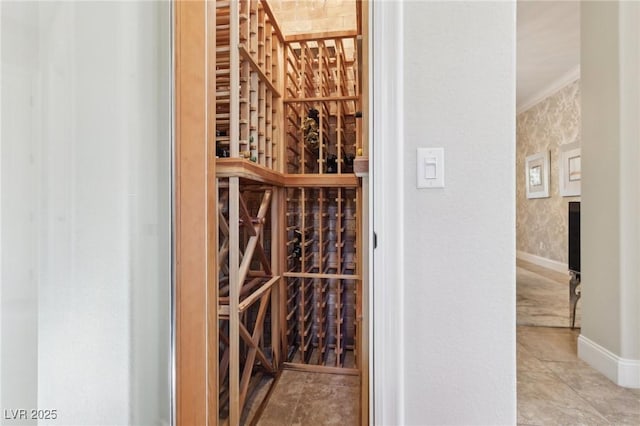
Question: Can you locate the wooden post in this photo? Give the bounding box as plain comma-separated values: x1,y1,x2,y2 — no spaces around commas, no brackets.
271,187,281,367
174,1,210,424
280,189,289,361
228,177,240,425
277,42,286,173
207,2,219,423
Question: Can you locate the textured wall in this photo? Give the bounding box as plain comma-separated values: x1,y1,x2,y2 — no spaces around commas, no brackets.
1,2,172,424
402,1,516,423
516,80,581,263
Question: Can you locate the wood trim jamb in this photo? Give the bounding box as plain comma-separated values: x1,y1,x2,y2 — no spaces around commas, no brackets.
174,0,211,424
206,0,219,423
371,0,404,423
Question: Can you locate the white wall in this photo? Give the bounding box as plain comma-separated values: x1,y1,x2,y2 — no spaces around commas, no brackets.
579,0,640,388
0,2,2,410
1,3,40,423
1,1,172,424
373,1,516,424
401,2,516,423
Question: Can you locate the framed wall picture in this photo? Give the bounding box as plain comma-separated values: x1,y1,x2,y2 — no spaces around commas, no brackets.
559,142,581,197
526,151,550,199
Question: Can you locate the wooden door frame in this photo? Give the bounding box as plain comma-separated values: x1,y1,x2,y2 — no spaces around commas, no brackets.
370,0,404,424
174,1,216,424
173,1,378,424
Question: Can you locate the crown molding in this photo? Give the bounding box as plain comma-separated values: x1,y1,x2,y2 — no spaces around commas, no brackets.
517,65,581,115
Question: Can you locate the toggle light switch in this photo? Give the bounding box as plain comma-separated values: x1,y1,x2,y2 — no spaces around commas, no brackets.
417,148,445,188
424,157,437,179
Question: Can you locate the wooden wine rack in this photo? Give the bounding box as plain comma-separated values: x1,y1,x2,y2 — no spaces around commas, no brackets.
215,0,283,168
281,33,361,371
284,35,360,175
212,1,363,424
284,186,359,369
214,1,286,424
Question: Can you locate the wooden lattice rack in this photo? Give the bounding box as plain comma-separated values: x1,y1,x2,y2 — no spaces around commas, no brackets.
283,186,360,369
213,1,364,424
284,35,361,174
215,0,283,168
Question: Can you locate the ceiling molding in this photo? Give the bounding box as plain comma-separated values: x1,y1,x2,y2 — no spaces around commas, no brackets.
517,65,581,115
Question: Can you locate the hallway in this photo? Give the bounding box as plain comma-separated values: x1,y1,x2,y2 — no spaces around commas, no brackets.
517,326,640,425
517,261,638,425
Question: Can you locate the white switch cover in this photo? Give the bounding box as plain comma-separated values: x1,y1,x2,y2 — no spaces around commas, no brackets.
417,147,445,188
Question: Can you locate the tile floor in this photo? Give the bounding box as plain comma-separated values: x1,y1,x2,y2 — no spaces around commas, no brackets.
517,261,638,425
517,259,581,328
257,370,359,426
518,326,640,425
252,263,638,425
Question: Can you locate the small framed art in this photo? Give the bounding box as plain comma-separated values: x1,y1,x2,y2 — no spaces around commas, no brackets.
559,142,581,197
526,151,550,199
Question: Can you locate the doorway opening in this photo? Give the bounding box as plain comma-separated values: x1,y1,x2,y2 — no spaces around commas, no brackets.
210,1,369,424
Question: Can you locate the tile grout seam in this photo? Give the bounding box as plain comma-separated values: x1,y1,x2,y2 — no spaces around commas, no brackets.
534,352,613,425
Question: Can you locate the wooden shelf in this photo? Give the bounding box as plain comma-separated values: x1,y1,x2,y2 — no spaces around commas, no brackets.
284,174,358,188
284,29,359,43
217,158,358,188
216,158,284,185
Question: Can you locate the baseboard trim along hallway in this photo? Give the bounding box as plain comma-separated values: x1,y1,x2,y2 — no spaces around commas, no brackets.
516,251,568,274
578,334,640,388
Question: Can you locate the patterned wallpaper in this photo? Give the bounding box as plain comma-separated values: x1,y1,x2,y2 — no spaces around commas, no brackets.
516,80,581,263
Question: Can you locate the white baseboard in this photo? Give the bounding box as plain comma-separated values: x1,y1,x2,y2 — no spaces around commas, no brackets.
516,251,568,274
578,335,640,388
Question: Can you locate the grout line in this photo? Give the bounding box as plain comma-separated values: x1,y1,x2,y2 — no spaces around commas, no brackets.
518,328,597,423
532,352,612,424
541,359,640,424
516,343,553,374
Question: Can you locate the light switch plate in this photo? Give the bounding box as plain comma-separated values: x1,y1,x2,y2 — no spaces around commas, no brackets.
417,147,445,188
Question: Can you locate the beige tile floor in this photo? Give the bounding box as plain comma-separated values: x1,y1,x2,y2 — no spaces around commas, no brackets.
518,326,640,425
253,263,638,425
517,263,639,425
257,370,359,426
517,259,581,328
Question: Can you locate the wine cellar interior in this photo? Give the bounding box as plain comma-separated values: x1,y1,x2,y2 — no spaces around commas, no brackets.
213,0,368,424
